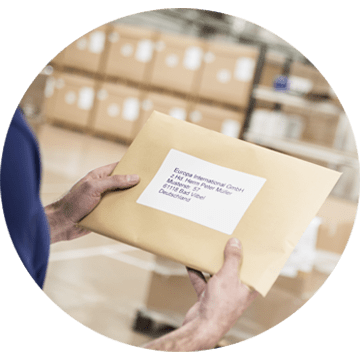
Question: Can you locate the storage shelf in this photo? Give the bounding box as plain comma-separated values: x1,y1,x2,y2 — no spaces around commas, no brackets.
244,132,359,168
253,85,342,116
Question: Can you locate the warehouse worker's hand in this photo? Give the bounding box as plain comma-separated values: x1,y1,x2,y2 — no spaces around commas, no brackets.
184,238,258,329
144,238,258,351
44,162,139,243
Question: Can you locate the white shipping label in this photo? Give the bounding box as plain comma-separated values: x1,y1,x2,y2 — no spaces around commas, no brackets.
217,69,231,83
121,43,134,57
169,108,186,121
136,40,153,63
76,38,88,50
234,57,256,82
165,54,179,68
288,76,313,93
122,97,139,121
137,149,266,235
183,46,203,70
77,87,94,110
107,103,120,117
189,110,202,123
65,91,77,105
89,31,105,54
221,119,241,138
44,77,55,98
280,217,322,277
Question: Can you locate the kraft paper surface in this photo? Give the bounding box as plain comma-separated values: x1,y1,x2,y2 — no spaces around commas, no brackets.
80,111,341,296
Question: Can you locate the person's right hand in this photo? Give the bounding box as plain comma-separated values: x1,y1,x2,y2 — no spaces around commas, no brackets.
183,238,258,336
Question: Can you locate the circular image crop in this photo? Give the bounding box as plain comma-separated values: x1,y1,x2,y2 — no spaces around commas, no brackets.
1,8,359,353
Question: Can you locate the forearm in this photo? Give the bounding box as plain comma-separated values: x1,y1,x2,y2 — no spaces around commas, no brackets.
143,318,223,352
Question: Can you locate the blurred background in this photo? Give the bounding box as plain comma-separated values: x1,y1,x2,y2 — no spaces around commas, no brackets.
18,8,359,348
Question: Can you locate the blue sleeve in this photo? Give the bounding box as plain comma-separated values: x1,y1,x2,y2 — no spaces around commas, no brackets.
1,108,50,288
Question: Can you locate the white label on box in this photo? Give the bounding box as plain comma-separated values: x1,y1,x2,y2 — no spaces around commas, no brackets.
77,87,94,110
217,69,231,83
288,76,313,93
169,108,186,121
165,54,179,68
76,38,87,51
280,217,322,277
137,149,266,235
136,40,153,63
121,43,134,57
65,91,77,105
189,110,202,123
89,31,105,54
122,97,139,121
44,77,55,98
183,46,203,71
234,57,255,82
107,103,120,117
221,119,241,138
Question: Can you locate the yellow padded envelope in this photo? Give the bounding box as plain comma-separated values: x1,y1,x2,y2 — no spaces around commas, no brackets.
80,111,341,296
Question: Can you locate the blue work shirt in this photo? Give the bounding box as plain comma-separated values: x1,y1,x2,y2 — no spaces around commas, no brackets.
1,107,50,288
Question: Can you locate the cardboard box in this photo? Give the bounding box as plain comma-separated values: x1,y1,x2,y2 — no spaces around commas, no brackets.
282,104,339,147
248,106,305,141
289,61,331,96
43,71,96,128
316,195,358,254
188,102,245,138
197,41,259,108
135,91,189,135
104,24,158,83
91,82,143,142
57,25,109,74
302,111,339,147
259,51,286,88
149,32,207,95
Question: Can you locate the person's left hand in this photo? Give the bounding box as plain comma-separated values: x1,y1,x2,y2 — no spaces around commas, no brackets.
183,238,258,333
44,162,139,243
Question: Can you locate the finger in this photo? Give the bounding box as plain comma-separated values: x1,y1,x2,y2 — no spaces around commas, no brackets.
89,162,119,178
218,238,243,278
186,267,207,299
93,174,140,195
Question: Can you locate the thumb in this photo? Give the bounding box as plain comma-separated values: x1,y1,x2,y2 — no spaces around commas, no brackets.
218,238,243,277
93,174,140,195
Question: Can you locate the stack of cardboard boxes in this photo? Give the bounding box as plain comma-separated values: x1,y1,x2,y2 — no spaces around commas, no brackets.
36,22,346,150
43,23,259,142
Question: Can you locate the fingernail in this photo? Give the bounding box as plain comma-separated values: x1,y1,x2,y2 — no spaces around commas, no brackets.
127,174,139,183
229,237,241,249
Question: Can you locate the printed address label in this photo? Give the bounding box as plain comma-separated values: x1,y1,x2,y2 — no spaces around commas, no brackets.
137,149,266,235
